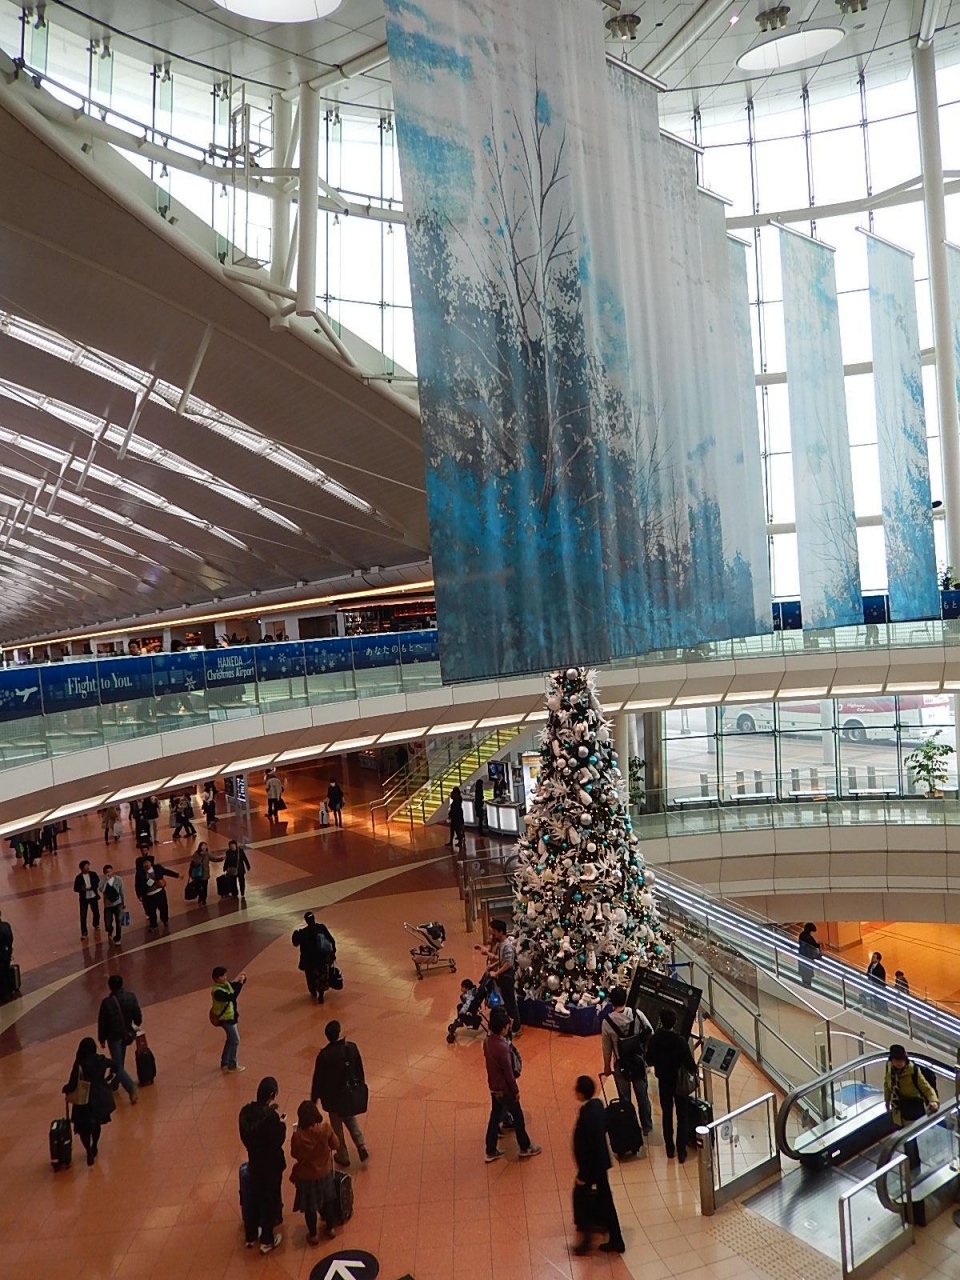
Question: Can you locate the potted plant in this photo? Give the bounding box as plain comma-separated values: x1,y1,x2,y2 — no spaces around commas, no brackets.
904,731,955,798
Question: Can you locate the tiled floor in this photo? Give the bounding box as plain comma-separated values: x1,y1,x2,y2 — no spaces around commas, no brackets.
2,766,960,1279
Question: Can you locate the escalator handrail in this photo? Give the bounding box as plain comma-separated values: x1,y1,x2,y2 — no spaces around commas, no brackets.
775,1051,955,1160
874,1092,960,1215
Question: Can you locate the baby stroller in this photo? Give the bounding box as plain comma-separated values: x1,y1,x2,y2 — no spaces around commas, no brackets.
446,971,501,1043
405,920,457,980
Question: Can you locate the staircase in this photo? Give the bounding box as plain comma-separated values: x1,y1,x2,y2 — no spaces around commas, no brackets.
392,725,523,824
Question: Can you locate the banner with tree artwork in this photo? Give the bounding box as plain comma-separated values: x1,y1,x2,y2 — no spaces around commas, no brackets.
385,0,771,681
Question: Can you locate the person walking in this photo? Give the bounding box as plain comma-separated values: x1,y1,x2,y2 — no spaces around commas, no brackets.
311,1020,370,1166
446,785,465,850
867,951,888,1013
101,863,126,945
572,1074,626,1255
486,918,522,1036
239,1077,286,1254
265,771,284,822
201,784,217,827
211,966,247,1072
797,923,821,990
326,780,344,828
62,1036,116,1166
290,1099,341,1245
293,911,336,1003
73,860,101,940
223,839,251,899
646,1008,698,1163
141,794,160,847
895,970,910,996
188,841,223,907
600,985,653,1135
134,855,180,931
884,1044,938,1169
100,805,120,846
128,799,141,831
0,908,13,1002
474,778,486,834
481,1007,542,1163
97,974,141,1104
172,795,197,839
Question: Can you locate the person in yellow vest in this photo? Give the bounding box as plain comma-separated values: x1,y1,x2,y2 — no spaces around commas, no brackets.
884,1044,938,1169
210,966,247,1073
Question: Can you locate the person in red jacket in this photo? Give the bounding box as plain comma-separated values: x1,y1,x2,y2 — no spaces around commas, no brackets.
482,1007,542,1163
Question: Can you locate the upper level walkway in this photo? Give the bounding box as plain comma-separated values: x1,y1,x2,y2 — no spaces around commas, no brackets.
2,616,960,828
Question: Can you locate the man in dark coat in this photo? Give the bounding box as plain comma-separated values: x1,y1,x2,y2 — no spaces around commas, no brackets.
311,1020,369,1166
0,908,13,1001
97,973,142,1103
239,1076,286,1254
73,860,101,940
646,1008,698,1162
292,911,336,1003
572,1075,625,1255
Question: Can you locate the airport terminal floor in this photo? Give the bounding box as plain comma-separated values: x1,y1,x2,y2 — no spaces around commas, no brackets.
4,770,960,1280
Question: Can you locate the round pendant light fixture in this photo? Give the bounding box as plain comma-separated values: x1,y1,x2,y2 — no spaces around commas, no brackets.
737,19,845,72
209,0,344,22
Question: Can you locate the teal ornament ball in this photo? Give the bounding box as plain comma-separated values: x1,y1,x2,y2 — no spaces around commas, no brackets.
589,754,597,764
654,944,664,956
619,952,628,962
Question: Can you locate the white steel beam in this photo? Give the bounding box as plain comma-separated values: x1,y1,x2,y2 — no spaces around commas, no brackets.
118,375,156,460
918,0,943,47
643,0,736,80
296,84,322,318
271,93,293,289
175,329,212,416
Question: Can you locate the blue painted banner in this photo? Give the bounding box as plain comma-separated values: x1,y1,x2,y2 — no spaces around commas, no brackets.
780,229,862,629
0,667,42,722
865,234,939,620
304,638,354,676
399,630,441,664
151,650,205,699
255,643,306,683
203,648,257,689
351,635,401,669
385,0,772,679
96,656,155,706
40,660,100,714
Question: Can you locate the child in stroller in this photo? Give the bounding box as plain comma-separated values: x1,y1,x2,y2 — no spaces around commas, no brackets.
446,972,502,1043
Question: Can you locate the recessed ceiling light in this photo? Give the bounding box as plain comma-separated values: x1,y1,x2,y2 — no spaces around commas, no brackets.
738,21,845,71
210,1,342,20
730,12,740,24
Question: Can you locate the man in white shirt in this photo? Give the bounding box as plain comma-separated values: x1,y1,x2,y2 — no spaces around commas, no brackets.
73,860,101,941
486,919,522,1035
600,986,654,1134
101,864,125,945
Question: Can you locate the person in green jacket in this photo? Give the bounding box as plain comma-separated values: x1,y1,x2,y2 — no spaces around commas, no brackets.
211,966,247,1072
884,1044,938,1169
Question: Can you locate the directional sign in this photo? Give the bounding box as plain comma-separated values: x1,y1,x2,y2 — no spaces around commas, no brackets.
309,1251,379,1280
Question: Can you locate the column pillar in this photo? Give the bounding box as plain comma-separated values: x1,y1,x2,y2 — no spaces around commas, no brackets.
296,83,321,316
914,41,960,569
270,91,292,288
642,711,664,813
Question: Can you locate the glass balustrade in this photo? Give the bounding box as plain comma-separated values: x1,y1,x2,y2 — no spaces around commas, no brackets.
839,1155,913,1280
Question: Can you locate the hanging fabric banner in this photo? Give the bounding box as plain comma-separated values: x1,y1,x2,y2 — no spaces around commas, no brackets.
726,234,773,628
780,229,862,630
865,233,939,620
385,0,771,681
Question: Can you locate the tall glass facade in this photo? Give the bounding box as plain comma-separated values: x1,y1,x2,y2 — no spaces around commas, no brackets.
661,59,960,599
662,695,957,802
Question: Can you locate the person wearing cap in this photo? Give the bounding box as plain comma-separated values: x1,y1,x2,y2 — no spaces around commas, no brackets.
885,1044,938,1168
292,912,336,1004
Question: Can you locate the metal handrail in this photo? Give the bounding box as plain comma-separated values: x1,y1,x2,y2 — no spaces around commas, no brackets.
875,1095,960,1215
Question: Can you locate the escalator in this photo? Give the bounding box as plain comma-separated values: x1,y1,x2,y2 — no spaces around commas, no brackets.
744,1051,959,1256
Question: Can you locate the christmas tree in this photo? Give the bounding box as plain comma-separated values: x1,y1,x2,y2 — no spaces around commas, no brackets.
513,666,664,1012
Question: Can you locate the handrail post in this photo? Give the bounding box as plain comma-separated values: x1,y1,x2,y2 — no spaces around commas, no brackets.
697,1127,716,1216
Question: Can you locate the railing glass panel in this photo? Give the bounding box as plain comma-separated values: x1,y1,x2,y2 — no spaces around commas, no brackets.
839,1155,913,1280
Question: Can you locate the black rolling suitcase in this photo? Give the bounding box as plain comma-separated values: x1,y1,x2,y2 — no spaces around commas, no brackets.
333,1169,354,1224
601,1077,643,1159
216,873,235,898
50,1105,72,1170
135,1031,157,1085
686,1095,713,1147
3,963,20,1000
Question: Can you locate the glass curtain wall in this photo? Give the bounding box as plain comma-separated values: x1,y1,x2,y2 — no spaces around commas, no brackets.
662,695,957,802
0,7,415,373
662,59,960,599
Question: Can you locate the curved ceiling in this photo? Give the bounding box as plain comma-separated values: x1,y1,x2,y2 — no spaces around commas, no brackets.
0,87,428,642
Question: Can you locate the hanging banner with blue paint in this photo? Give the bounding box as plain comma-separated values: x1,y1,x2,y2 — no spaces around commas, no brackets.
780,228,862,629
0,667,42,722
865,232,939,620
727,234,772,627
385,0,771,681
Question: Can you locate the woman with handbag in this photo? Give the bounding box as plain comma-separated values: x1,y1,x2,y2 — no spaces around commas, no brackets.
290,1099,341,1244
187,841,222,906
572,1075,625,1255
62,1036,116,1166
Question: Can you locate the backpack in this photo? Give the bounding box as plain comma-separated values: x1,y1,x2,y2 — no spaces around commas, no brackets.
606,1011,648,1081
103,880,120,905
509,1040,523,1079
914,1064,938,1096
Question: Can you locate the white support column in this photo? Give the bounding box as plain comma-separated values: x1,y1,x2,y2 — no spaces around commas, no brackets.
271,92,293,288
914,41,960,570
296,84,321,317
616,712,631,803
